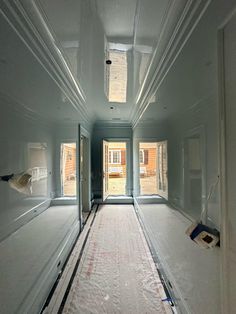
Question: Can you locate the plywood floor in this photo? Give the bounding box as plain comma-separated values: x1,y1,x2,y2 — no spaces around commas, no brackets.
62,204,171,314
107,176,158,195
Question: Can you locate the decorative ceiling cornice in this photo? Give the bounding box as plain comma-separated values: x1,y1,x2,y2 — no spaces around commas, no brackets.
0,0,93,127
93,122,132,129
0,91,53,128
131,0,212,129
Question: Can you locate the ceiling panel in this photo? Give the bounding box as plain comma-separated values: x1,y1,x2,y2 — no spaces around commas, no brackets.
0,14,82,124
133,0,173,98
96,0,138,38
1,0,204,127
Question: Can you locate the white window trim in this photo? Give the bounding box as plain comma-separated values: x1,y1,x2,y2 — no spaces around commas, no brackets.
109,150,121,164
139,149,144,164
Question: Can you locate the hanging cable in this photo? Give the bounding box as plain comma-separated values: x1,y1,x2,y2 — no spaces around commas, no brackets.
200,175,220,224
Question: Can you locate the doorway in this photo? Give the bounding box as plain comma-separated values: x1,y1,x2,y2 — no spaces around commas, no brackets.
183,130,205,220
139,141,168,198
103,141,127,200
80,135,90,220
157,141,168,199
61,143,77,197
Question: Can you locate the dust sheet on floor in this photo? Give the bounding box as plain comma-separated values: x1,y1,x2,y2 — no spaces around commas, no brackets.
62,204,171,314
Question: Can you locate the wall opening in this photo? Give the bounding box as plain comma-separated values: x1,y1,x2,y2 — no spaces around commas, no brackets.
61,143,77,197
80,136,90,218
28,142,48,197
105,48,128,103
103,141,127,199
183,131,204,220
139,141,168,198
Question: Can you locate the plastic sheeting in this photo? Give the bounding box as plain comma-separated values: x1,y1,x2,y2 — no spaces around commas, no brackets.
63,204,171,314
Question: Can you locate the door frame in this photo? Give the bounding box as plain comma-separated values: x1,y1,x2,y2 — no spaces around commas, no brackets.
156,140,168,199
136,139,168,198
78,126,91,226
102,138,131,199
182,125,206,221
217,17,236,312
102,140,109,201
81,135,90,212
60,141,77,197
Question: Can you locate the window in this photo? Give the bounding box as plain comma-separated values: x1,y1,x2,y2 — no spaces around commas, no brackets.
61,143,76,196
105,49,127,103
109,150,121,164
139,149,144,164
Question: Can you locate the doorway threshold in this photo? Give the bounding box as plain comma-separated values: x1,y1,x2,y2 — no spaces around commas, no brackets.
105,195,133,204
136,195,167,204
51,197,77,206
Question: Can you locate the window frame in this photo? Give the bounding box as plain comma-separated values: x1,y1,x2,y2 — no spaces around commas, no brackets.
109,149,121,164
139,149,144,164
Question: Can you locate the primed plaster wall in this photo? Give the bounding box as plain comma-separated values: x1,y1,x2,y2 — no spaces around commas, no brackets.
134,1,236,312
0,54,83,314
133,123,168,196
0,102,54,240
91,125,133,198
0,106,81,313
53,123,91,210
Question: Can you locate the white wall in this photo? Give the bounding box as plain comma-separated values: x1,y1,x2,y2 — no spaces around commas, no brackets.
91,125,133,198
221,11,236,313
0,101,54,240
0,100,82,314
53,123,92,210
53,124,79,198
134,1,236,313
0,33,85,314
133,123,168,196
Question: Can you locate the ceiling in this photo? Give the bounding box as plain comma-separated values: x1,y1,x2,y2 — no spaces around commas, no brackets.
0,0,210,129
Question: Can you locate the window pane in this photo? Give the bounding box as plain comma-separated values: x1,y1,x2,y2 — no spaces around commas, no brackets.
61,143,76,196
139,150,144,164
113,151,120,164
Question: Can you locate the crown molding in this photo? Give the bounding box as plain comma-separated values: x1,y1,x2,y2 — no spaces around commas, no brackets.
0,91,53,128
131,0,212,128
0,90,94,132
0,0,92,125
131,0,174,108
93,122,132,129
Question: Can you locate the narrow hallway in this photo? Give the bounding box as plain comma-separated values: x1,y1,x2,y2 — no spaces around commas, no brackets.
50,205,172,314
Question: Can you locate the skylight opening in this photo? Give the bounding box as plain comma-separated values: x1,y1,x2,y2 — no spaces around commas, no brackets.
105,49,127,103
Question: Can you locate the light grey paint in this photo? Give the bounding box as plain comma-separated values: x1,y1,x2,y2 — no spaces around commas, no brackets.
91,126,133,198
136,203,220,314
133,1,236,312
0,15,82,314
0,0,236,313
81,136,91,211
222,12,236,313
0,100,53,240
0,101,81,313
133,124,168,196
53,124,79,198
0,205,79,314
18,0,195,126
53,124,91,210
143,0,236,228
0,14,84,126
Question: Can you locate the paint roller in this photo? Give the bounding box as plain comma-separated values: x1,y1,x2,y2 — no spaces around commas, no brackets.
0,171,32,194
185,176,220,249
